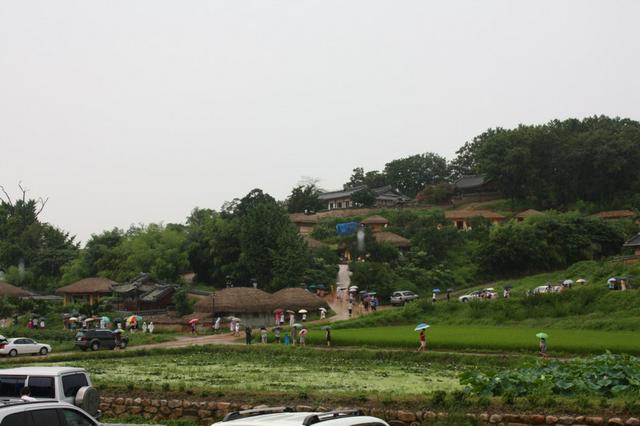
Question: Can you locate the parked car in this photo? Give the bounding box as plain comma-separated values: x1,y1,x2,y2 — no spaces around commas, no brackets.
0,400,100,426
0,338,51,357
212,407,389,426
0,366,100,418
531,285,562,295
458,288,497,302
75,329,128,351
390,291,419,306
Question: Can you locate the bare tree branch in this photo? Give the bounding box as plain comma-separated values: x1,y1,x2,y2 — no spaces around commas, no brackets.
18,181,29,202
35,197,49,217
0,185,13,206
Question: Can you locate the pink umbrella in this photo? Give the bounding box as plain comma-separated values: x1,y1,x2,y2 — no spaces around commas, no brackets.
188,318,199,325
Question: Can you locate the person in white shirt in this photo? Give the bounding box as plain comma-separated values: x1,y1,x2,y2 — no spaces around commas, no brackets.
148,322,155,334
20,387,36,401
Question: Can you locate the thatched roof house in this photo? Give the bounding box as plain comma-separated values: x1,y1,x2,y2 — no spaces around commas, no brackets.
592,210,636,220
56,277,116,306
515,209,543,221
445,209,505,229
0,281,33,298
289,213,319,235
212,287,275,314
373,231,412,249
361,215,390,232
272,288,329,312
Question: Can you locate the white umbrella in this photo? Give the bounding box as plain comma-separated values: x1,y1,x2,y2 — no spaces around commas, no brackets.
576,279,587,284
608,277,617,284
349,286,358,290
298,309,308,314
319,307,327,312
563,279,574,285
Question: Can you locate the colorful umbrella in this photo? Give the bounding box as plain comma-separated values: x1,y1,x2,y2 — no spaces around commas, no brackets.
414,323,430,331
100,316,111,323
536,332,548,339
273,308,283,313
299,328,308,336
188,318,199,324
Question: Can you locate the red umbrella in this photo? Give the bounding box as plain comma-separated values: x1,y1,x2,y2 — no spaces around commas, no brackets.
188,318,199,324
273,308,283,313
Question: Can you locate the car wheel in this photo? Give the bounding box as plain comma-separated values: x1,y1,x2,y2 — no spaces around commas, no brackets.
9,349,17,357
461,298,468,303
39,347,48,356
120,341,127,349
91,341,100,351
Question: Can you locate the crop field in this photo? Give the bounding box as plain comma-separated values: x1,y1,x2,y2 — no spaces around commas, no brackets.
307,325,640,354
36,346,461,397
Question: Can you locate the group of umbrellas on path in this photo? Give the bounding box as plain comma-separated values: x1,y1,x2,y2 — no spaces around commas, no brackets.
63,313,150,333
414,322,550,356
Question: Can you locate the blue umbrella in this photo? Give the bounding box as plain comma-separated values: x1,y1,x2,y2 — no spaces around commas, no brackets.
432,288,441,293
414,323,430,331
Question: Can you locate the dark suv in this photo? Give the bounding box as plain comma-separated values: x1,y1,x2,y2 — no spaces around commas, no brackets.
74,329,128,351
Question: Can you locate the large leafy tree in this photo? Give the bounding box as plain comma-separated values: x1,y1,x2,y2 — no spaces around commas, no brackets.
286,184,324,213
383,153,448,198
0,186,78,290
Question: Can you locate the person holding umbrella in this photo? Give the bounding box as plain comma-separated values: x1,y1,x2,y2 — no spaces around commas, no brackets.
537,333,548,357
273,326,281,343
260,326,268,344
322,325,332,347
299,326,308,346
415,323,430,351
189,318,199,335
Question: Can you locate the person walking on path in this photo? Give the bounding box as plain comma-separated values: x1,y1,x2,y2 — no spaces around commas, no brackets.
273,326,281,343
291,326,297,346
142,321,148,333
539,337,548,357
234,321,240,337
190,321,197,335
148,322,154,334
214,317,221,333
299,327,307,346
289,313,295,327
432,292,437,304
325,328,331,347
418,329,427,351
260,327,268,344
245,325,253,344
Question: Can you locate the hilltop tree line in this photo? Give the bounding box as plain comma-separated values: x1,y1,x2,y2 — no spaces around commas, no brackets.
2,115,640,293
0,187,335,293
286,116,640,212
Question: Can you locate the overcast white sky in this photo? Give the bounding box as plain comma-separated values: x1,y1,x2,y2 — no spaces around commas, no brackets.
1,1,639,244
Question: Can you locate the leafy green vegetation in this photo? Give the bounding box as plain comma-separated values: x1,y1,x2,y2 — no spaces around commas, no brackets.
309,325,640,354
337,259,640,332
461,353,640,398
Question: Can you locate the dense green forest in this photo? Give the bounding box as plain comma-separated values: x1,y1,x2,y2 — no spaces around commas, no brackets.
1,116,639,295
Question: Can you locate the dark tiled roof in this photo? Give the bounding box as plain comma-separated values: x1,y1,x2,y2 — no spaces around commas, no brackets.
454,174,490,190
140,286,175,303
318,186,367,200
624,233,640,247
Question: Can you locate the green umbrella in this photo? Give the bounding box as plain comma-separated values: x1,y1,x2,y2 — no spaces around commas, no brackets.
101,316,111,323
536,332,548,339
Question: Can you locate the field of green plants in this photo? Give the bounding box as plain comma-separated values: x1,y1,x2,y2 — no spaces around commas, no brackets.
58,345,461,397
307,325,640,354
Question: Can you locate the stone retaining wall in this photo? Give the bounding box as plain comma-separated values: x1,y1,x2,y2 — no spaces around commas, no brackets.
99,397,640,426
